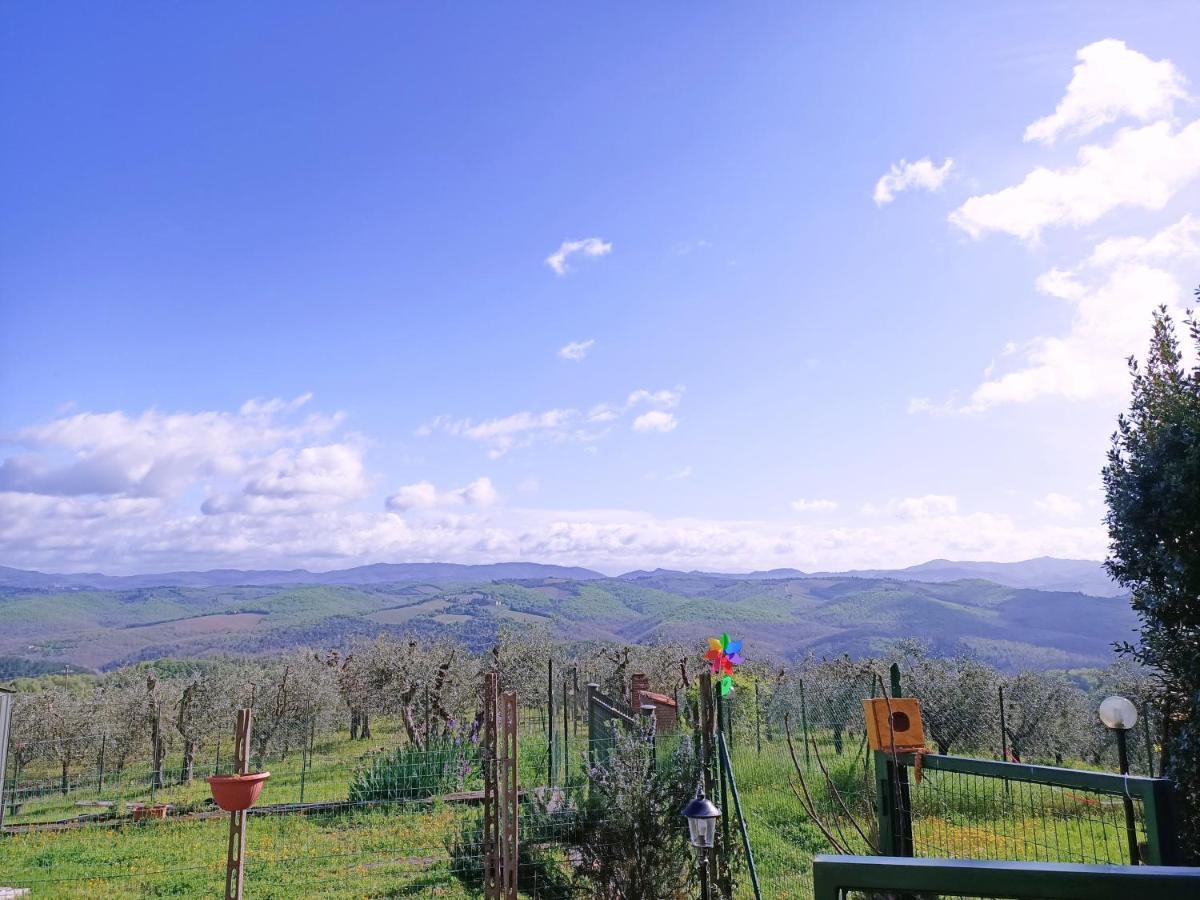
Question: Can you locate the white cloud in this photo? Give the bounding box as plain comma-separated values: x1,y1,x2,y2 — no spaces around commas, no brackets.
384,480,439,512
0,488,1107,576
874,157,954,205
557,339,595,361
419,409,579,458
627,388,683,409
632,410,677,433
961,216,1200,411
0,396,341,500
950,118,1200,243
0,397,1112,575
667,465,693,481
1035,492,1083,517
889,494,958,519
385,476,497,513
420,386,684,456
203,443,367,515
792,498,838,513
545,237,612,275
1024,39,1188,145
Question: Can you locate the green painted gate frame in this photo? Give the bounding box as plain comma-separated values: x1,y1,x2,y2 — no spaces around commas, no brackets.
873,750,1180,865
811,854,1200,899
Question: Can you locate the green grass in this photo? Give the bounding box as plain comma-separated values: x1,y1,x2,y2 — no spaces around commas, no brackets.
1,715,1155,899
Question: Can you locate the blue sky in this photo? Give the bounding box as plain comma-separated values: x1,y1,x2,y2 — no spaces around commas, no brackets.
2,3,1199,574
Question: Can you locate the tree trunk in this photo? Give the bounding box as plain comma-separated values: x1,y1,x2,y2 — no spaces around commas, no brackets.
350,710,360,741
61,759,69,795
181,740,196,784
360,711,371,740
833,726,844,755
937,739,950,755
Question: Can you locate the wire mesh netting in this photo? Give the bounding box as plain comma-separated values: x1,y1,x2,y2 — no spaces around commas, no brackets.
0,652,1178,898
901,766,1146,865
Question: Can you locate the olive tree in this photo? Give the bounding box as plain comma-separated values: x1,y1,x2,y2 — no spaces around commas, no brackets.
889,641,998,755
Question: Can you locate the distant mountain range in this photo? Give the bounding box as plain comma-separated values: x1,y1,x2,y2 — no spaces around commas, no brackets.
0,561,604,591
0,556,1120,596
0,558,1133,675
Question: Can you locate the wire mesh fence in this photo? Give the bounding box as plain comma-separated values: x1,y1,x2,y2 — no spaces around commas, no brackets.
0,652,1181,898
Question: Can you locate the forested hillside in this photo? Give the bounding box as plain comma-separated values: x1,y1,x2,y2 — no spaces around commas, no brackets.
0,570,1135,672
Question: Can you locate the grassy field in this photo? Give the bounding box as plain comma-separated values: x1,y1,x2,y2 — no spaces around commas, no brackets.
1,717,1148,899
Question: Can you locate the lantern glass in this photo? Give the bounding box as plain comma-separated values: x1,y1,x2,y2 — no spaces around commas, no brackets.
688,814,717,848
681,790,721,849
1098,695,1138,730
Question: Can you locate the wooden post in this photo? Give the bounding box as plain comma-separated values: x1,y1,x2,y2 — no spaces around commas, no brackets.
483,672,500,900
500,691,519,900
424,683,431,749
224,708,252,900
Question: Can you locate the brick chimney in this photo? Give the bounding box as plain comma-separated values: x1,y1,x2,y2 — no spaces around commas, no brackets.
631,673,650,709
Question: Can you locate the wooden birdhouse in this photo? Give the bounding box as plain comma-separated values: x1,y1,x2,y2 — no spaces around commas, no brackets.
863,697,925,752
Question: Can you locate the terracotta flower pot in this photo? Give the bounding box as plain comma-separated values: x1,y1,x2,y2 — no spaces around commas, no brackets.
132,804,169,822
207,772,270,811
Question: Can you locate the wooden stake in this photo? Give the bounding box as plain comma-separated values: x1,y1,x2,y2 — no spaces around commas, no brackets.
483,672,499,900
500,691,519,900
224,708,252,900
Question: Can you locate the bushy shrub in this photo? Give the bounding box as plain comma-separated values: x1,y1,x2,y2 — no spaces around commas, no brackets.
446,794,575,899
574,727,698,900
348,735,476,803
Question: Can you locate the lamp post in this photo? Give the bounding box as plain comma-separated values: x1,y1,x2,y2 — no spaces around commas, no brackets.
1098,695,1140,865
681,783,721,900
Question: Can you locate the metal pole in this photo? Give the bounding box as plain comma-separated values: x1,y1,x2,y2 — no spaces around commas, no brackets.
799,678,811,768
1116,729,1140,865
562,675,570,783
547,658,555,785
1142,713,1155,777
754,680,762,755
998,686,1008,762
716,685,730,864
698,847,710,900
0,690,13,831
97,733,106,795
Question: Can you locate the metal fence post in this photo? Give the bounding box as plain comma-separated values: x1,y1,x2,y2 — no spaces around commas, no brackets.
586,683,598,776
799,677,811,768
562,674,570,784
1143,776,1180,865
97,732,106,795
999,685,1008,762
754,680,762,755
0,689,13,830
889,664,914,857
547,658,555,784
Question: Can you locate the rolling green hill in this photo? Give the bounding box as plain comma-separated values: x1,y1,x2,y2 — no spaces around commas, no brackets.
0,571,1137,671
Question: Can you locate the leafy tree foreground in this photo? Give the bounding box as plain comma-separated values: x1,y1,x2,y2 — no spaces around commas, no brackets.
1104,300,1200,861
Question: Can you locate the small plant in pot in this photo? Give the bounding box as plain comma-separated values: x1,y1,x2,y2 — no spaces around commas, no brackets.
207,771,271,811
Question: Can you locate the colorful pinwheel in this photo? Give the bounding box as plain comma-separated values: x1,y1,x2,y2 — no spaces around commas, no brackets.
704,633,743,695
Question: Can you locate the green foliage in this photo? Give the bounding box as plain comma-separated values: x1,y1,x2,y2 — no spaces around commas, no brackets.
573,727,697,899
1103,302,1200,860
348,736,477,804
0,656,93,680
